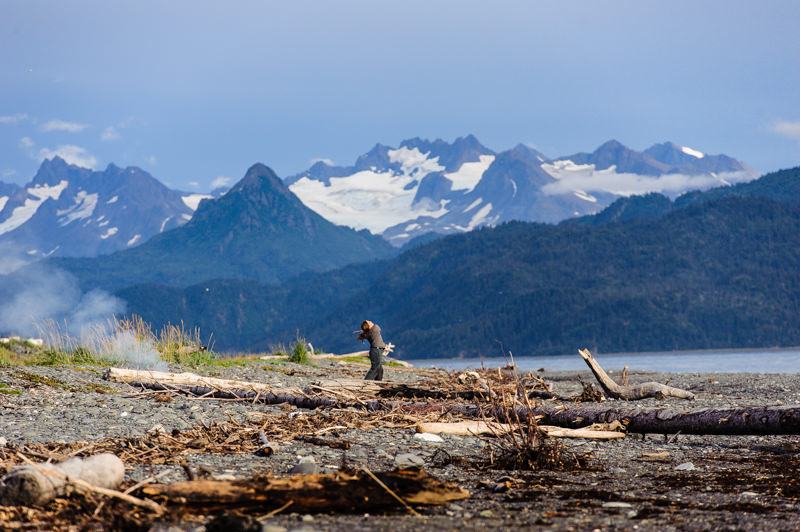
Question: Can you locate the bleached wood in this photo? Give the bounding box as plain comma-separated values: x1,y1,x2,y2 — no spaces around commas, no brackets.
416,420,625,439
578,348,696,400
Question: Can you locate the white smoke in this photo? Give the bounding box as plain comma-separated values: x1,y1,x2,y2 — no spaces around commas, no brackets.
104,329,167,371
0,260,125,339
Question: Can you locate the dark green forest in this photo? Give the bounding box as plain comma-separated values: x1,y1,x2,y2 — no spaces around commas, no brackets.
118,166,800,359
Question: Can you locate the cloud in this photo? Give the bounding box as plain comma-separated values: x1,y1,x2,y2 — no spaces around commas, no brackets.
38,145,98,169
188,181,200,189
541,164,759,199
0,114,28,124
147,155,158,166
42,119,90,133
101,126,121,141
310,157,336,166
211,175,232,189
770,120,800,142
20,136,98,169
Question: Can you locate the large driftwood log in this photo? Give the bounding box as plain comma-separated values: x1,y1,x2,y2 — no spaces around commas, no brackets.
140,468,468,513
0,453,124,506
533,403,800,435
578,348,696,400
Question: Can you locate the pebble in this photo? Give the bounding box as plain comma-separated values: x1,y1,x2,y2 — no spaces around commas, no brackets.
394,453,425,468
414,432,444,443
675,462,696,471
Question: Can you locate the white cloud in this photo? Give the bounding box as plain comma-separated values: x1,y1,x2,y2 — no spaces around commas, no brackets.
541,163,758,199
147,155,158,166
22,137,98,169
0,113,28,124
310,157,335,166
188,181,200,189
211,176,232,189
770,120,800,141
101,126,121,141
42,119,90,133
2,169,17,178
19,136,35,150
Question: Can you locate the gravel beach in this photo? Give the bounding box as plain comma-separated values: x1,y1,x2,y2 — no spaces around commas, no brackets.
1,358,799,531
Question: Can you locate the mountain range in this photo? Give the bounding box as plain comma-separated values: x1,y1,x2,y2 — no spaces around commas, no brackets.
49,163,395,291
287,136,758,246
0,136,758,261
0,157,215,261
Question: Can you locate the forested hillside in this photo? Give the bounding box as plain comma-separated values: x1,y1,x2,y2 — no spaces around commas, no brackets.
117,166,800,358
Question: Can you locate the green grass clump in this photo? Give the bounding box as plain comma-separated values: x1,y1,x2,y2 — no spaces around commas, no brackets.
288,339,312,365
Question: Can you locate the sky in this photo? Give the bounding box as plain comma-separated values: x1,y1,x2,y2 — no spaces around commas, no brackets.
1,0,799,193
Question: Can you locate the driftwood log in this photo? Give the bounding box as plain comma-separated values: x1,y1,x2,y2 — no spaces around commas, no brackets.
533,403,800,435
578,348,696,400
140,468,468,513
416,421,626,439
0,453,124,507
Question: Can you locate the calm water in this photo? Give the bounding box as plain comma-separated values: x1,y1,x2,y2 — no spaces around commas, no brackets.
413,348,800,374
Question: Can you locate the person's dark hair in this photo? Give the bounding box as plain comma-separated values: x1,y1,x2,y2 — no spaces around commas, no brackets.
361,320,370,330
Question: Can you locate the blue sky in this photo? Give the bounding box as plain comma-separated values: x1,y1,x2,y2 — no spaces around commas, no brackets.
1,0,799,192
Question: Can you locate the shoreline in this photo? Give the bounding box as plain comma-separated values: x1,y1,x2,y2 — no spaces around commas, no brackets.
2,360,800,531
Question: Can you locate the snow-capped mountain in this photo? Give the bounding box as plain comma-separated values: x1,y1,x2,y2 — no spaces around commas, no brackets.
0,157,215,259
287,137,759,246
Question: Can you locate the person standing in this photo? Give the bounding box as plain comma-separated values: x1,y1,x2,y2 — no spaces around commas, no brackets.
357,319,386,380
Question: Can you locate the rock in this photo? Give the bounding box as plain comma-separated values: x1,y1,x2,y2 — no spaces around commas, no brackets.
414,432,444,443
290,457,320,475
394,453,425,468
674,462,696,471
602,501,633,508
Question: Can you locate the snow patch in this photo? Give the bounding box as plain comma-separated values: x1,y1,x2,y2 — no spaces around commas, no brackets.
444,155,495,192
181,213,192,221
681,146,705,159
573,190,597,203
106,195,119,204
454,203,493,231
182,194,211,210
541,160,599,179
100,227,118,240
0,197,7,212
387,146,444,177
127,234,141,247
290,169,448,233
405,223,420,231
464,198,483,213
159,217,172,232
57,191,98,226
0,180,68,235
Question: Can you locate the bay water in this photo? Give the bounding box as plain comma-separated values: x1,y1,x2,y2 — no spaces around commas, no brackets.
413,347,800,374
